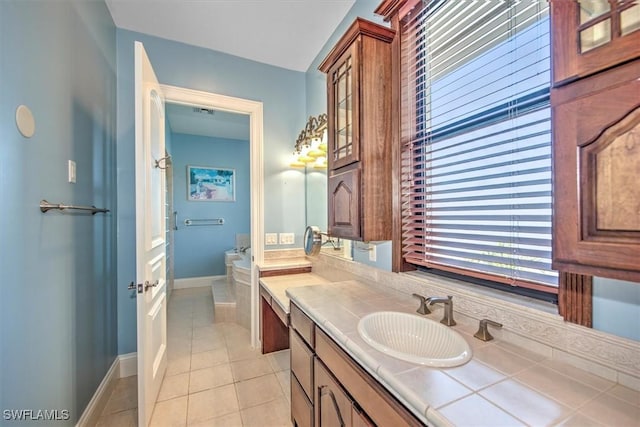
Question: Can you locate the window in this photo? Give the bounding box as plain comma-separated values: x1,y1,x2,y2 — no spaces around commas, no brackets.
400,0,556,295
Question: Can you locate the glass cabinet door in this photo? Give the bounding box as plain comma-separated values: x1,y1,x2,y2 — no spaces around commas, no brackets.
329,41,360,170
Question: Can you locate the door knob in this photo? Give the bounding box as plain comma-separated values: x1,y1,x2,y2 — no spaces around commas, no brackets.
144,279,159,291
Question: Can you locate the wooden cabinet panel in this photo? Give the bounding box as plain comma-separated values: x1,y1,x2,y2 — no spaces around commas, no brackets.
315,329,424,427
314,359,353,427
260,295,289,354
292,373,314,427
328,168,361,240
551,0,640,85
291,303,315,348
320,18,394,242
291,329,314,401
552,59,640,281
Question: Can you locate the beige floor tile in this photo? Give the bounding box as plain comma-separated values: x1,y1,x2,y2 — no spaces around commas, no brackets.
266,350,290,372
102,376,137,415
192,336,226,354
95,408,137,427
150,395,188,427
275,370,291,402
187,411,243,427
226,343,263,362
158,372,190,402
187,384,240,425
167,354,192,376
240,397,291,427
191,348,229,371
189,364,234,394
231,357,273,382
236,374,284,409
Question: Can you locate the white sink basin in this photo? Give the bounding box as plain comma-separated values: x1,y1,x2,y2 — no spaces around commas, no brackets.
357,311,472,368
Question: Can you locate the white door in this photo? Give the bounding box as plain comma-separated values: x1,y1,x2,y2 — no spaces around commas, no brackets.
134,41,167,427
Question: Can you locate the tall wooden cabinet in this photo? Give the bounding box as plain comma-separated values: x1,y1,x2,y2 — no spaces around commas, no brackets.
551,1,640,282
319,18,395,241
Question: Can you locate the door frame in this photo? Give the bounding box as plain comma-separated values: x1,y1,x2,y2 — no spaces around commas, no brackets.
160,84,264,348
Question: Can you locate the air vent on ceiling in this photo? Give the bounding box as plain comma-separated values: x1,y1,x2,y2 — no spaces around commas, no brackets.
193,107,215,115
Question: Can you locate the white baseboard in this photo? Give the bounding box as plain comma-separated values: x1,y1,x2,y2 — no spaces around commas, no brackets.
76,357,120,427
174,275,225,289
76,352,138,426
119,352,137,378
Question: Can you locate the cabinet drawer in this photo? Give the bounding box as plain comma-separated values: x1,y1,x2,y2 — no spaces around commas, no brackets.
291,328,314,400
290,303,315,348
292,373,313,427
315,328,423,427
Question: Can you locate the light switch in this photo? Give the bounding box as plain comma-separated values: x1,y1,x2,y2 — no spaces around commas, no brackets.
68,160,76,184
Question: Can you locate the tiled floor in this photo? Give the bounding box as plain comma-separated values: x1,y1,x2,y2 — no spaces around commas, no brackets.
96,286,292,426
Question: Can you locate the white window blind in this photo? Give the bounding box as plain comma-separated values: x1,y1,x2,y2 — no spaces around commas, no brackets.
400,0,557,291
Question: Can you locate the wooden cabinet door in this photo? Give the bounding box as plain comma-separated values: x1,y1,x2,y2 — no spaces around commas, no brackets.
327,40,361,171
552,60,640,281
328,168,361,240
552,0,640,85
314,359,352,427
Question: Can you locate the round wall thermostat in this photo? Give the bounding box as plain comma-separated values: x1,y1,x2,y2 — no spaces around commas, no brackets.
16,105,35,138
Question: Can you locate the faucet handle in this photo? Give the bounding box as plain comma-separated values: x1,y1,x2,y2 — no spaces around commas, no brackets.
412,293,431,315
474,319,503,341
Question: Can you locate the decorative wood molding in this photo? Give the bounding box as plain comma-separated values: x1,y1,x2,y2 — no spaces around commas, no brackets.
558,272,593,327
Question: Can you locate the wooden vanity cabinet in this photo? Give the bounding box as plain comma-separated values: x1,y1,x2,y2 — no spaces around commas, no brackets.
289,302,424,427
319,18,395,242
551,0,640,282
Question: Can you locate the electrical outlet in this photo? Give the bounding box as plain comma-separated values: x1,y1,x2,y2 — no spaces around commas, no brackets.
369,243,377,261
279,233,295,245
265,233,278,245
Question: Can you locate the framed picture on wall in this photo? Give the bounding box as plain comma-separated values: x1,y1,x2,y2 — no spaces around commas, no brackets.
187,166,235,202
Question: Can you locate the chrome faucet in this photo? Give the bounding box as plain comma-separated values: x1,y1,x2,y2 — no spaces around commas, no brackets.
425,295,456,326
239,246,251,253
412,293,431,315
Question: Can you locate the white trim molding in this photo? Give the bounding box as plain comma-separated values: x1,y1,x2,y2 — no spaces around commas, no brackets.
76,353,137,427
160,84,264,350
173,275,224,290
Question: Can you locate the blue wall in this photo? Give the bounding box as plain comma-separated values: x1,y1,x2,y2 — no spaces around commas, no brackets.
0,1,117,423
171,133,250,278
593,277,640,341
116,29,306,353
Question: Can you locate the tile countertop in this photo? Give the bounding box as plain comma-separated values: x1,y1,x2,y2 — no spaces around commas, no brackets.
259,273,331,315
286,280,640,427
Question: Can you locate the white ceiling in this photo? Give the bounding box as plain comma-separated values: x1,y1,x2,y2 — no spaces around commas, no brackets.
166,103,250,140
105,0,356,72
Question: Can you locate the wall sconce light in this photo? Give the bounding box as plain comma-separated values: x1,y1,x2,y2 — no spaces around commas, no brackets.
290,114,328,169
